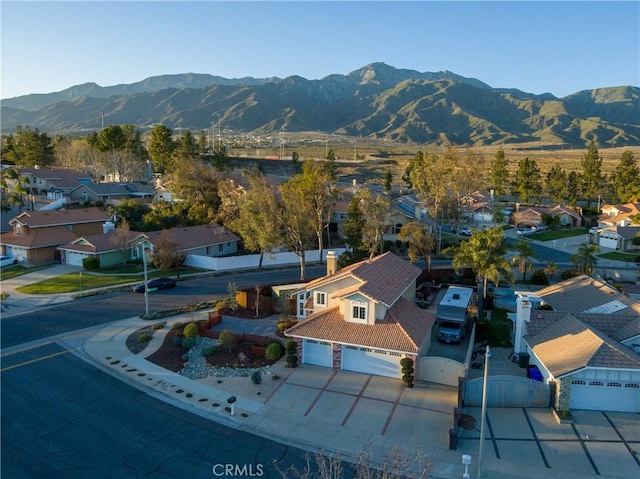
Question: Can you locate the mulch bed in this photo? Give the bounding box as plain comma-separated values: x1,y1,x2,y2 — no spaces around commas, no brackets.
144,329,280,373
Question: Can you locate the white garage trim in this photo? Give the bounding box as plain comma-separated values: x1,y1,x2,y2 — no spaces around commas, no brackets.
302,339,332,367
569,380,640,413
341,345,403,378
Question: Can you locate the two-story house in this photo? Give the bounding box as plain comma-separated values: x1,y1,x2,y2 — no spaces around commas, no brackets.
512,275,640,413
286,251,435,379
0,207,110,264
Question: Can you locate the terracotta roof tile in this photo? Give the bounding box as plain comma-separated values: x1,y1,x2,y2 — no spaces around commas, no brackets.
9,208,110,228
144,224,239,252
286,301,435,354
304,252,421,306
0,229,78,248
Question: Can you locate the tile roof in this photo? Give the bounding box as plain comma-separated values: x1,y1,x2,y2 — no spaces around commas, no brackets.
9,208,110,228
59,231,147,253
303,252,421,306
73,182,155,195
19,168,91,187
0,228,78,248
286,298,435,354
536,275,640,316
144,224,240,252
524,312,640,377
599,202,640,224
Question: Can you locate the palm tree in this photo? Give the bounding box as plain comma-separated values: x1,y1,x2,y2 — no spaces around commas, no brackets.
511,241,539,282
448,227,513,315
572,243,600,275
543,260,557,281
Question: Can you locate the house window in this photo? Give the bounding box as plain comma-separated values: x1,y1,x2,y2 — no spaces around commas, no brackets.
315,292,326,306
16,224,23,235
131,247,139,259
395,223,403,234
218,244,224,252
352,301,367,322
589,381,603,386
206,246,212,255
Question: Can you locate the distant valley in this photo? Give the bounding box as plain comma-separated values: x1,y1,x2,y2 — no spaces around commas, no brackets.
2,63,639,147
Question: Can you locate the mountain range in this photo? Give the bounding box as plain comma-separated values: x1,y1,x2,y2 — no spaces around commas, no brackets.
2,62,639,147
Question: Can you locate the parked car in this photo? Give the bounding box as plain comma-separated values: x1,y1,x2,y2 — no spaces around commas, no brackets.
132,277,176,293
0,255,18,268
459,227,472,236
517,227,535,236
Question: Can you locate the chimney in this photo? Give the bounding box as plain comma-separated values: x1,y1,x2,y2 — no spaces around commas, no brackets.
102,221,115,234
515,293,534,353
326,250,338,276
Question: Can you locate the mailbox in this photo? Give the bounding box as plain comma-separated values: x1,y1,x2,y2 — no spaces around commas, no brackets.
227,396,237,404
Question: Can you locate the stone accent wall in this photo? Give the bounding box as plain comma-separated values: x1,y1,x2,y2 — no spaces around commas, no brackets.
555,378,571,411
332,343,341,371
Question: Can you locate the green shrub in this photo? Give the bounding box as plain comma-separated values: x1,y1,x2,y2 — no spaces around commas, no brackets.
172,322,184,330
530,269,549,285
265,343,282,361
286,355,298,367
561,269,581,280
400,357,413,368
151,322,166,330
82,257,100,271
218,329,235,352
182,337,197,349
182,353,190,361
251,370,262,384
137,333,152,343
201,345,215,356
285,340,297,354
183,322,198,338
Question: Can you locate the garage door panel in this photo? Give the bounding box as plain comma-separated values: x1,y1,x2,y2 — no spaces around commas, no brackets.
303,340,332,367
570,381,640,413
341,346,402,378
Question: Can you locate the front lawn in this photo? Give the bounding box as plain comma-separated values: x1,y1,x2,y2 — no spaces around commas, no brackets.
16,272,140,294
0,264,53,281
599,251,640,262
528,228,588,241
476,307,513,348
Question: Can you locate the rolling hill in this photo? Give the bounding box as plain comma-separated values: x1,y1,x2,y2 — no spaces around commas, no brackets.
2,63,638,147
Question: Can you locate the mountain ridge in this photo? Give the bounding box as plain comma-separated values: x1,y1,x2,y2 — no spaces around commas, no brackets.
2,63,638,147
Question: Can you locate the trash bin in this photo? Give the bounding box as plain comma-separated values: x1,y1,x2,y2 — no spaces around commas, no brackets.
519,352,530,368
449,428,458,450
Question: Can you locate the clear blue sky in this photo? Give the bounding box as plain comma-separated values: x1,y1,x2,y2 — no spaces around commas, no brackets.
1,1,638,100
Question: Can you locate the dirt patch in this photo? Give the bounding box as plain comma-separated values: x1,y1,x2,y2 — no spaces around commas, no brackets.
144,329,281,373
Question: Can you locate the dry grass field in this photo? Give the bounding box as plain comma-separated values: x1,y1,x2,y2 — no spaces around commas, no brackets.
230,132,639,189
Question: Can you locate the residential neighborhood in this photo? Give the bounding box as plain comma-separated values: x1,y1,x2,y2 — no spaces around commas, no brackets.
1,139,639,479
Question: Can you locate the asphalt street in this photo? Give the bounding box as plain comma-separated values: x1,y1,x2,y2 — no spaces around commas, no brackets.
1,339,335,479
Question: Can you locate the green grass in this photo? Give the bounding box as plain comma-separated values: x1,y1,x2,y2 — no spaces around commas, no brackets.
0,264,54,281
599,251,640,262
476,307,513,348
16,272,140,294
528,228,588,241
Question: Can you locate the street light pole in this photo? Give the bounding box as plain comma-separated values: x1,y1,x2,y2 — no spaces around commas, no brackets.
143,247,149,319
478,345,491,478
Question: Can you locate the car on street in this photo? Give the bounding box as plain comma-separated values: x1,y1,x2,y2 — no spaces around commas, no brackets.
0,255,18,268
132,277,176,293
517,227,535,236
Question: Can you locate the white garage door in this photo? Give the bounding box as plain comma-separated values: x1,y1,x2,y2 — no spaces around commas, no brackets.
599,237,618,249
341,345,403,378
66,251,88,267
303,339,332,367
570,380,640,413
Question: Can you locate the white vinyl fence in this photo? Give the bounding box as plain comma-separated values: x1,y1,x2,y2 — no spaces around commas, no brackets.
184,248,347,272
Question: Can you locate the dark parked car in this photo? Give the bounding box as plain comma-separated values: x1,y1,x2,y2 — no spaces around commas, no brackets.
132,277,176,293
